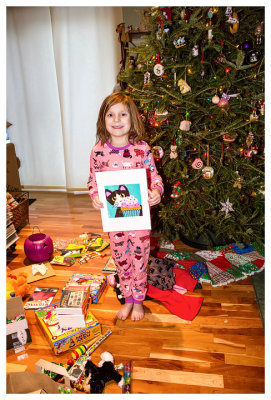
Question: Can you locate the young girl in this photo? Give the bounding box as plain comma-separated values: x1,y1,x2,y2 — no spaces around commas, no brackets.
87,92,163,321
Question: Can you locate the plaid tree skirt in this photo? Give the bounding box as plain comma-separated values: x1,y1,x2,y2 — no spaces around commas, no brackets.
154,243,265,287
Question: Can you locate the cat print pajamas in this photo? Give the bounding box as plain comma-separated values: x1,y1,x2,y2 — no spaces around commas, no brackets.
87,140,164,302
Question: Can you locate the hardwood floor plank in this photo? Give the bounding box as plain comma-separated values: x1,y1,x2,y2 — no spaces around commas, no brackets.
132,366,224,388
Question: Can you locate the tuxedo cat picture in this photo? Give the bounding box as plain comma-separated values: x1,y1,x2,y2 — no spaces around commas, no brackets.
105,184,143,218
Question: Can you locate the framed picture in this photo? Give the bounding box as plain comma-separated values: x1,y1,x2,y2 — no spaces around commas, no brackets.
96,169,151,232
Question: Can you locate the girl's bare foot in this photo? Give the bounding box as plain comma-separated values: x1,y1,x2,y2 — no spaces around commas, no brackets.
131,303,144,321
117,302,133,320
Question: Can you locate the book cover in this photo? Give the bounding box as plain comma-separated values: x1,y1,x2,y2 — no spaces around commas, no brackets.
64,273,107,304
56,288,89,314
24,287,58,310
102,256,116,273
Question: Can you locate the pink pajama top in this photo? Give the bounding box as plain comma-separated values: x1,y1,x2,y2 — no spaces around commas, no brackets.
87,140,164,199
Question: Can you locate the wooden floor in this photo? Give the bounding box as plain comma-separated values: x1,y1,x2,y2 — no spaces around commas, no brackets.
6,191,265,394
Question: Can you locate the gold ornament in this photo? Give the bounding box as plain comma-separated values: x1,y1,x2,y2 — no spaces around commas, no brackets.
229,12,239,34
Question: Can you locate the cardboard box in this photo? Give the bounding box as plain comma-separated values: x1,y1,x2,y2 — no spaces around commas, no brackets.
35,303,101,355
6,296,32,350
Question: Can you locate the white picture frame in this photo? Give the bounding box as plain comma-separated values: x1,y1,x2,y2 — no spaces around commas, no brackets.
95,169,151,232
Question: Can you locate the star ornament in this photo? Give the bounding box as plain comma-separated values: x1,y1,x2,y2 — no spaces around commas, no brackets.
220,198,234,215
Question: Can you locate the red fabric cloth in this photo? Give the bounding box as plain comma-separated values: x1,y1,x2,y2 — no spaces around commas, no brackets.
147,284,203,321
173,268,197,291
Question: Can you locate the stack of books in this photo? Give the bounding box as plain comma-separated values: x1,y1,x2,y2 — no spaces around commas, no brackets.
56,286,90,329
65,273,107,304
56,273,106,329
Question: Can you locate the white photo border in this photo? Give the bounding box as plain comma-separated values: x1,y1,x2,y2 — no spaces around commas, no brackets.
96,168,151,232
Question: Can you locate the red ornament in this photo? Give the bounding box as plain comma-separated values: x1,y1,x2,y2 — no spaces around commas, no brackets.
183,8,191,20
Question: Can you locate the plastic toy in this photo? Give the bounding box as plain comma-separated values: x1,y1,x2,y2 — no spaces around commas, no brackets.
123,361,131,393
83,352,124,393
24,227,53,263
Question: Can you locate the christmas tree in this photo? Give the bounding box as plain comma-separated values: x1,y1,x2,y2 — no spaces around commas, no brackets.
118,6,265,248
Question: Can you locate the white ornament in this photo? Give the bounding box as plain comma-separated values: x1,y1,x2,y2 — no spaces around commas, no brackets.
212,95,220,104
179,120,192,131
208,29,213,42
220,198,234,216
192,45,199,56
153,63,164,76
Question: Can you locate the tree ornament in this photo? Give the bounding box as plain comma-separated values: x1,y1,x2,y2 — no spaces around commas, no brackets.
220,198,234,215
208,28,213,43
170,145,178,159
246,49,261,64
254,22,264,44
181,8,191,21
250,109,259,122
217,97,229,107
179,120,192,131
192,158,203,169
233,171,244,189
244,147,258,158
212,94,220,104
144,71,151,85
148,111,158,127
153,63,164,76
160,7,172,21
171,181,183,198
155,108,168,122
173,37,186,48
177,78,191,94
260,99,265,115
246,132,254,147
227,11,239,34
202,145,214,179
156,28,163,40
242,40,253,52
152,146,164,161
222,132,237,143
191,45,199,56
225,7,232,16
208,8,214,19
202,166,214,179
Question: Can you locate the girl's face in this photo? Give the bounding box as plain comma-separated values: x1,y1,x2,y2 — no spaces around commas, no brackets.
105,102,131,145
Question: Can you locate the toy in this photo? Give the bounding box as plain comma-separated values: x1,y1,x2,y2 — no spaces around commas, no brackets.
24,227,53,263
6,271,29,299
123,361,131,393
83,352,124,393
71,329,112,360
107,273,125,304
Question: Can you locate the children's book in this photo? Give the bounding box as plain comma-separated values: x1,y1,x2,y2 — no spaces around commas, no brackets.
24,287,58,310
102,256,116,273
64,273,107,304
56,288,90,315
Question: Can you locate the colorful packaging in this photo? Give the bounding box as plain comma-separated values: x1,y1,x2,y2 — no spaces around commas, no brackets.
35,303,101,355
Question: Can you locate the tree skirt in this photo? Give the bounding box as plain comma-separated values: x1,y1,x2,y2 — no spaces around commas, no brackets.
154,243,265,287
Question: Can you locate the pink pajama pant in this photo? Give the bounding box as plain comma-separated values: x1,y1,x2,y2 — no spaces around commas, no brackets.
108,230,150,303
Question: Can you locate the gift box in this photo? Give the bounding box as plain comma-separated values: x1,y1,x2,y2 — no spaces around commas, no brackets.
35,303,101,355
6,296,32,350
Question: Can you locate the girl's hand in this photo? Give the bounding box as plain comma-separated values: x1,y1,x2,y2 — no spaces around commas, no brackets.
148,189,161,206
92,195,104,210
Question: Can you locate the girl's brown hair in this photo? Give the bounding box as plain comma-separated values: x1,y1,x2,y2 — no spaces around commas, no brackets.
96,92,145,145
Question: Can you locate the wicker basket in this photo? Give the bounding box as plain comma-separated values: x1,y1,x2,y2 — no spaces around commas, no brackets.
9,191,29,230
